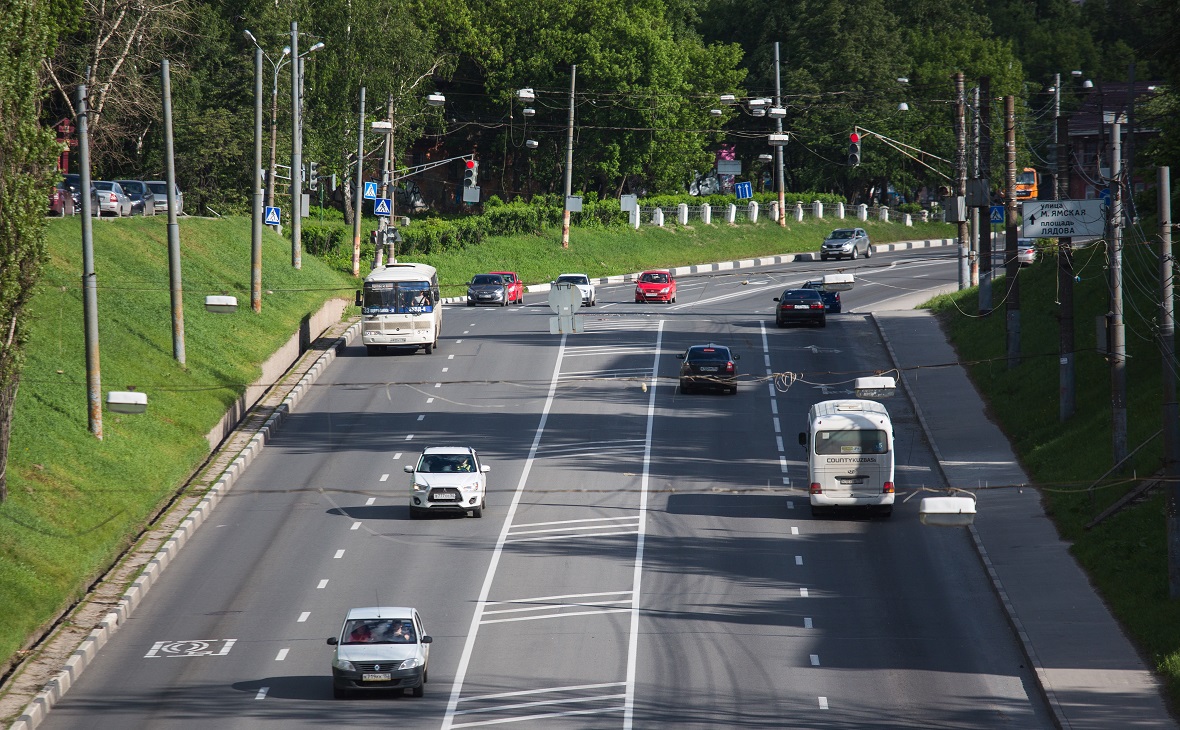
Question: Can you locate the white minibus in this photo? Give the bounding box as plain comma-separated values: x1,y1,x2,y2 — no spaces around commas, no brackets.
799,399,895,517
355,262,442,355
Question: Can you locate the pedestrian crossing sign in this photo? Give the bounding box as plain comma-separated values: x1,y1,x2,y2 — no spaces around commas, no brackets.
264,206,281,225
373,197,391,216
363,181,378,200
989,205,1004,224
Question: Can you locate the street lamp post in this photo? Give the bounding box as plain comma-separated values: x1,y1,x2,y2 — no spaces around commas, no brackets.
244,31,290,234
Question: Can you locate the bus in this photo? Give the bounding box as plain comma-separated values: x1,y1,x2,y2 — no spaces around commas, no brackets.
799,399,895,518
355,262,442,355
1015,167,1038,200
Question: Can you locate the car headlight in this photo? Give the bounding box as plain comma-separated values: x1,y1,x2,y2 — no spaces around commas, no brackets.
462,481,481,491
413,481,428,492
397,656,424,670
332,657,356,672
658,287,669,294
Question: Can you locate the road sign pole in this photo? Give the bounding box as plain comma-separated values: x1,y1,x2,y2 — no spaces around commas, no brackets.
352,86,365,277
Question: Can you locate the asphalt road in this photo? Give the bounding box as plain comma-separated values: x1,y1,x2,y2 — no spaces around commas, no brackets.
37,248,1054,729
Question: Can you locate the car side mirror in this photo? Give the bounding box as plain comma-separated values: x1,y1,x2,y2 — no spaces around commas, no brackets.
422,635,433,644
773,297,780,302
675,354,685,360
798,433,807,446
354,291,362,307
326,637,338,645
481,465,491,473
403,464,414,473
732,354,740,360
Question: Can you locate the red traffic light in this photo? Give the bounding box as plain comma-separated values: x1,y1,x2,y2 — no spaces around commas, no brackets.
465,159,475,169
849,132,860,143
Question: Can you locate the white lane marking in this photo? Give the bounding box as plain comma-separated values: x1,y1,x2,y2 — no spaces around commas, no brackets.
787,500,795,509
512,517,640,528
810,654,820,666
770,399,778,415
366,497,376,506
275,648,289,661
453,692,626,718
379,474,389,482
667,281,783,310
458,681,625,704
426,398,434,404
456,340,463,344
483,591,633,615
773,418,781,434
800,587,809,597
451,705,624,728
298,612,310,623
482,608,631,625
819,697,829,710
448,354,455,360
351,522,361,531
334,550,345,559
463,330,470,334
417,414,425,421
791,526,799,535
509,521,640,536
442,367,449,373
255,687,269,700
405,434,414,441
804,617,813,629
507,530,639,544
764,354,771,368
317,579,329,589
394,452,402,459
779,456,789,473
776,436,784,452
795,555,803,566
435,382,441,388
784,477,790,485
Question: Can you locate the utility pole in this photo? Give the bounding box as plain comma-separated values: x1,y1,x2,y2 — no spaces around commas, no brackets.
1159,167,1180,597
978,77,993,313
352,86,365,278
1110,114,1127,464
251,47,263,314
77,84,101,440
970,84,980,286
560,64,576,249
954,73,969,289
774,42,786,227
162,59,185,365
290,21,302,269
1004,94,1020,369
1057,114,1075,421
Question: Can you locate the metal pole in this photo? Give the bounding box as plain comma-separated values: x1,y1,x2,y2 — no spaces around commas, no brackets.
1159,166,1180,597
252,47,263,314
1110,116,1127,464
1052,73,1061,178
955,72,969,290
1004,94,1019,369
560,64,576,249
384,95,395,223
77,84,102,440
774,42,786,227
1058,114,1075,421
290,21,301,269
267,61,281,230
970,84,980,286
162,59,185,365
352,86,365,277
978,77,993,313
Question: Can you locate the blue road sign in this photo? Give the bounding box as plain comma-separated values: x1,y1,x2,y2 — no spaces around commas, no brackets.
735,181,753,200
373,197,391,216
363,181,378,200
1099,188,1112,208
989,205,1004,224
264,206,281,225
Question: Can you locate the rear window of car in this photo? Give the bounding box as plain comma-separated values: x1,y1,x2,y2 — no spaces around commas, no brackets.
687,347,730,361
118,181,145,194
780,290,821,303
94,181,114,190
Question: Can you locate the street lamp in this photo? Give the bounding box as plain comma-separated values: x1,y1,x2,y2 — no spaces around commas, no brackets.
243,31,290,226
290,22,326,270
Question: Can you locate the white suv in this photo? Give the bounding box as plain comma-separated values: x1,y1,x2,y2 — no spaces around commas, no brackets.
554,273,596,306
404,446,489,518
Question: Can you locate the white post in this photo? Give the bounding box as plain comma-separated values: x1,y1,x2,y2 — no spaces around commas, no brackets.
857,203,868,221
653,207,665,226
879,206,890,222
677,203,689,225
769,201,779,221
701,204,712,224
748,201,759,222
904,213,913,226
813,201,823,218
630,207,640,229
836,202,845,219
921,209,929,223
794,202,804,222
726,204,737,223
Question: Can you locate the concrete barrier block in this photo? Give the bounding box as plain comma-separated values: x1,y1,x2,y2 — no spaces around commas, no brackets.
747,201,759,223
813,201,823,219
677,203,688,225
726,204,736,224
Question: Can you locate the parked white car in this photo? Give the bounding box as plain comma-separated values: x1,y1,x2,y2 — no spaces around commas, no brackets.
404,446,489,518
553,273,596,307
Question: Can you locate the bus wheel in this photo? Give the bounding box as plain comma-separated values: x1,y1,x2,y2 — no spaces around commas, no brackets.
424,342,433,355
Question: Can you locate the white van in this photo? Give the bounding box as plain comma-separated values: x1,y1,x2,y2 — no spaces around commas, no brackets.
799,399,895,517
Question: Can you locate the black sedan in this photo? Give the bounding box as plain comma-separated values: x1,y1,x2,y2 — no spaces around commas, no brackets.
774,289,827,327
677,344,739,394
801,280,841,313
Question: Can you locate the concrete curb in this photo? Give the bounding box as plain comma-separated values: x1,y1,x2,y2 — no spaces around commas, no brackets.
8,322,362,730
869,311,1068,730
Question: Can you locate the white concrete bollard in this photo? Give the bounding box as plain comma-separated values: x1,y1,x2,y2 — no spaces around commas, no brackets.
904,213,912,227
879,206,889,222
857,204,868,221
813,201,823,219
769,201,780,222
921,209,929,222
748,201,759,223
630,207,640,229
726,204,737,223
677,203,689,225
653,207,665,226
836,202,845,219
794,202,804,222
702,204,712,224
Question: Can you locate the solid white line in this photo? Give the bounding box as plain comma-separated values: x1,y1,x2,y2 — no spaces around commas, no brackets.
255,687,268,700
317,579,329,589
481,608,631,625
365,497,376,506
275,648,289,661
623,319,662,730
483,599,631,616
454,692,627,717
451,704,624,728
795,555,803,566
819,696,829,710
810,654,820,666
298,612,310,622
764,354,771,367
486,590,632,607
442,333,571,730
804,617,813,629
510,516,639,529
506,529,639,544
334,550,345,559
791,526,799,535
458,681,625,703
379,474,389,482
509,522,640,537
351,521,361,530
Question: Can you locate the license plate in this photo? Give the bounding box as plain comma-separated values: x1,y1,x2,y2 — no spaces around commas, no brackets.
432,493,457,500
362,673,392,681
390,337,406,343
794,305,811,309
699,366,718,372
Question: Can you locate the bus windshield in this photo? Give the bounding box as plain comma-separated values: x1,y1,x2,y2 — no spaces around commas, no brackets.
362,281,434,315
815,429,888,455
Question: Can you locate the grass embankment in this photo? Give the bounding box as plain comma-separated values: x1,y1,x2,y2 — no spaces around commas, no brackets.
0,213,951,689
926,241,1180,709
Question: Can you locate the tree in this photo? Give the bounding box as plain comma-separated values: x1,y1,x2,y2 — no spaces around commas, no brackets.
0,0,78,502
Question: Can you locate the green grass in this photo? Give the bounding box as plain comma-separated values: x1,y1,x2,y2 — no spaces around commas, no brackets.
926,239,1180,709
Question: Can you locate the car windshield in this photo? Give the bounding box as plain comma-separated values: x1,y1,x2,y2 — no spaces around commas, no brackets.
828,229,855,240
342,618,416,645
558,275,588,285
687,347,730,362
496,273,515,282
471,275,504,286
802,281,823,290
417,453,475,473
814,429,889,455
640,273,668,283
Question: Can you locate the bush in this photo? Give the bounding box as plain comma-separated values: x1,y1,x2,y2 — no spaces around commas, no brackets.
301,223,349,256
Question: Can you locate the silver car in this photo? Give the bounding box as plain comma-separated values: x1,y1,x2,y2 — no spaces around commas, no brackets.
145,180,183,215
466,273,510,307
93,181,133,217
116,180,157,216
820,227,872,261
326,606,432,699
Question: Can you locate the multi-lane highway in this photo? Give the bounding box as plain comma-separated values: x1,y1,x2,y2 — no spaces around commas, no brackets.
37,249,1054,728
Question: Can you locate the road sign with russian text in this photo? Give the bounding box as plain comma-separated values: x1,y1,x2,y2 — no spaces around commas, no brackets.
1022,199,1106,238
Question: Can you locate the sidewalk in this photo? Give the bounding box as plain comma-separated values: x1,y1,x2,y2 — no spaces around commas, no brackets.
873,308,1176,729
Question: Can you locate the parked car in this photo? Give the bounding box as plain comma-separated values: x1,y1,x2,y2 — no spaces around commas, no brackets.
145,180,183,215
326,606,432,698
404,446,489,518
489,271,525,305
634,270,677,303
774,288,827,327
466,273,511,306
820,227,872,261
677,343,739,395
116,180,156,216
48,180,75,217
62,173,98,215
1017,238,1037,266
93,181,133,217
553,273,596,307
801,280,841,313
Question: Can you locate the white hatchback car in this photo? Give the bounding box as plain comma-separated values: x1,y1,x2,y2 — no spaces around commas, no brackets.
404,446,489,518
327,606,432,698
554,273,596,307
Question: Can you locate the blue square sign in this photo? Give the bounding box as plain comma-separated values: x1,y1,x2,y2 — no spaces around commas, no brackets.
989,205,1004,224
363,181,378,200
735,181,753,200
373,197,391,216
264,206,281,225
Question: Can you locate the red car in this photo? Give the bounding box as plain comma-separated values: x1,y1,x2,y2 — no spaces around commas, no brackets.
634,270,677,303
489,271,525,305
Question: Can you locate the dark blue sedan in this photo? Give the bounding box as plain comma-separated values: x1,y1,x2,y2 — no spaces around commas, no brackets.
802,280,841,313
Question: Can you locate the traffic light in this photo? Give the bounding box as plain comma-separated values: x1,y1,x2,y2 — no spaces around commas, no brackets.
308,161,319,190
369,229,380,248
463,159,478,189
847,132,861,167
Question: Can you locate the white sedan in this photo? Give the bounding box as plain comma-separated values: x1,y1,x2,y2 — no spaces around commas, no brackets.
554,273,596,307
404,446,489,518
